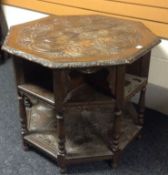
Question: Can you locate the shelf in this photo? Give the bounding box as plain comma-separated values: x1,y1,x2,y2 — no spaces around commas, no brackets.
18,74,147,107
124,74,147,101
24,132,113,161
18,84,54,105
24,103,113,162
24,102,141,163
18,83,114,108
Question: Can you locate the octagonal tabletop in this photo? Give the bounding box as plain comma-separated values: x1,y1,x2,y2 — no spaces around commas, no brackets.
3,15,160,68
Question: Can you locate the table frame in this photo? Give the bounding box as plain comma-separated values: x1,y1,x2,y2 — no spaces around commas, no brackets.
12,51,151,173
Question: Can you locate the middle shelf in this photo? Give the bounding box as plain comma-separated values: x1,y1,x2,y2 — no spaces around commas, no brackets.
18,73,147,107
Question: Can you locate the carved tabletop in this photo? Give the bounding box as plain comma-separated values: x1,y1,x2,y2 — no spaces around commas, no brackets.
2,15,160,68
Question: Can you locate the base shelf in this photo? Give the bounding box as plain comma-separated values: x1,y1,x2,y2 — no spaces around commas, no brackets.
24,103,142,163
24,132,113,161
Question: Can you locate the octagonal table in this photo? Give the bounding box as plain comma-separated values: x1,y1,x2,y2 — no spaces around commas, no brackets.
2,15,160,173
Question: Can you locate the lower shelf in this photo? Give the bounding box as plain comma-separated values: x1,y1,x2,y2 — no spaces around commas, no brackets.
24,132,113,161
24,103,142,163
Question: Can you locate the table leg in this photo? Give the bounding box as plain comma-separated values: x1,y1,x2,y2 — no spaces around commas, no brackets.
18,93,29,150
53,70,67,173
108,65,125,168
138,87,146,126
111,108,122,168
57,112,66,173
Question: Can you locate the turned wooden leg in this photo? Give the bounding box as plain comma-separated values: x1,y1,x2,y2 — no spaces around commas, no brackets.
112,110,121,152
53,70,68,173
136,88,146,139
57,112,66,174
18,94,29,151
111,108,122,168
138,88,146,126
107,65,125,168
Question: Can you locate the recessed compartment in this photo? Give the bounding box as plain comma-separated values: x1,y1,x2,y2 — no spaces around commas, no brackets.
18,61,147,106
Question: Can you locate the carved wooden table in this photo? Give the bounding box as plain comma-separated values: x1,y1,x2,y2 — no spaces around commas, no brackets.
2,15,160,173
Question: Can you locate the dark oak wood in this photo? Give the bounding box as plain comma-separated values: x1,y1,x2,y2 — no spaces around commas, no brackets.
138,88,146,126
11,52,154,174
2,15,160,174
110,65,125,167
17,73,147,107
127,52,151,127
53,70,67,173
18,94,29,150
12,57,30,150
3,16,160,68
126,52,151,78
